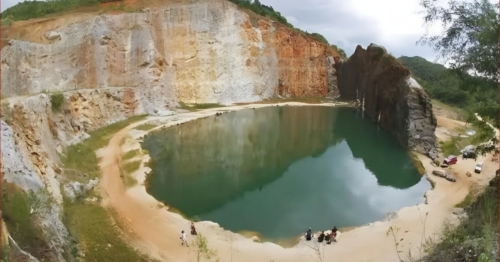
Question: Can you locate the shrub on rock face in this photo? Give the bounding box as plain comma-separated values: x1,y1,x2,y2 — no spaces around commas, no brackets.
50,93,64,113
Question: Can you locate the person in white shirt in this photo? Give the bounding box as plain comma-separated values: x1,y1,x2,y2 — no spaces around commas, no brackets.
180,230,189,247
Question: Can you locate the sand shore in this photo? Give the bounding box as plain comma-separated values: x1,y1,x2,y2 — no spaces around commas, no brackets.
97,102,498,262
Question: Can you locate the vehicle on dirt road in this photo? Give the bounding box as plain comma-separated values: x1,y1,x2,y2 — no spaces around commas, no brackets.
474,163,483,174
443,155,458,165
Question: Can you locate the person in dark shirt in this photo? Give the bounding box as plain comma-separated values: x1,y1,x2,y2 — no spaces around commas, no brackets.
305,227,312,241
331,226,338,242
318,231,325,242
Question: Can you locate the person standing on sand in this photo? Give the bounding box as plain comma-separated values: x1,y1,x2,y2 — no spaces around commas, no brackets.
191,222,198,235
181,230,189,246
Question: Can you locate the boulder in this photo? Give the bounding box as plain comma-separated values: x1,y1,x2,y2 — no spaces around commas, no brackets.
432,170,456,182
466,171,472,177
44,31,61,41
251,236,260,243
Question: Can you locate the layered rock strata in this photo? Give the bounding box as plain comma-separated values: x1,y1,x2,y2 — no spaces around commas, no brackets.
337,44,438,159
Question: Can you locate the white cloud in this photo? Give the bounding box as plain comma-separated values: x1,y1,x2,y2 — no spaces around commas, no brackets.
261,0,446,62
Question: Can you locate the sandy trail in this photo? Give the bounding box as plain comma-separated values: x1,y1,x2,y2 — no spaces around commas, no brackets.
98,102,498,262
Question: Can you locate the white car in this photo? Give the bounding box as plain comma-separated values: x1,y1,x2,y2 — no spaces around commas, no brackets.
474,163,483,174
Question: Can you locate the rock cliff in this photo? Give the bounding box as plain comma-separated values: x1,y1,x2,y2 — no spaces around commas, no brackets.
2,0,338,103
1,0,339,260
337,44,438,159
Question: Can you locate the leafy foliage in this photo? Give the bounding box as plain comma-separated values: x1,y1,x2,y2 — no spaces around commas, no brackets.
416,0,498,126
193,234,219,262
330,44,347,58
420,175,498,262
227,0,330,45
50,93,65,113
0,0,105,21
398,56,498,125
418,0,499,82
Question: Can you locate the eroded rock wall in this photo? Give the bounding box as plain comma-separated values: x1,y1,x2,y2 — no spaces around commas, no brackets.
1,0,338,105
337,44,438,159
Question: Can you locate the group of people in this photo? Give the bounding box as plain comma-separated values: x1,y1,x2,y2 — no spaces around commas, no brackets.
183,223,338,247
305,226,338,244
180,222,198,247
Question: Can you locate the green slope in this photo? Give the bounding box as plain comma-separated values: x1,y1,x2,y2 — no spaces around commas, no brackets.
398,56,498,125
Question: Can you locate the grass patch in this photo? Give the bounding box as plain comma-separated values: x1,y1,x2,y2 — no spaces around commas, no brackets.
177,102,224,111
60,115,153,261
431,99,467,121
438,117,494,157
135,123,157,131
1,183,53,261
439,137,462,157
455,189,476,208
63,199,152,262
61,115,147,179
122,160,141,174
421,175,498,262
120,160,142,188
50,93,65,113
122,149,141,161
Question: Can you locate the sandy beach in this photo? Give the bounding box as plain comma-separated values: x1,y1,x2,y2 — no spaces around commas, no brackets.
97,102,498,262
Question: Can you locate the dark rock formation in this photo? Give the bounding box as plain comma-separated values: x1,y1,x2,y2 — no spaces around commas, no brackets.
337,44,438,159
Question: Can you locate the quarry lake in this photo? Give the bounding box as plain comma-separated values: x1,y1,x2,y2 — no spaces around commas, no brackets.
141,106,431,241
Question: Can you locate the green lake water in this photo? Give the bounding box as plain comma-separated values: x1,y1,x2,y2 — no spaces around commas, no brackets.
141,106,430,240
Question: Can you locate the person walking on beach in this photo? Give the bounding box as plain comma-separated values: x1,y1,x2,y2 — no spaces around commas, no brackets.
181,230,189,246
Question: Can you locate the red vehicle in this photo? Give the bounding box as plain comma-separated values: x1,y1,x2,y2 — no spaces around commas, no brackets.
443,155,458,165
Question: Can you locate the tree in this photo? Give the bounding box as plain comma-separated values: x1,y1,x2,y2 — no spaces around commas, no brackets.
193,234,219,262
330,44,347,59
418,0,499,126
418,0,499,82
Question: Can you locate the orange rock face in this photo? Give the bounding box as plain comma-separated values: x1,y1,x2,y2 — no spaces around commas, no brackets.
2,0,339,104
259,21,338,97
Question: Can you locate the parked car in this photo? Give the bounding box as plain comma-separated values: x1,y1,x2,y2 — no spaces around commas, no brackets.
443,155,458,165
474,163,483,174
462,150,476,159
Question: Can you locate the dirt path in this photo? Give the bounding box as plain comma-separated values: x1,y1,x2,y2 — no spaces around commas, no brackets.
98,103,498,262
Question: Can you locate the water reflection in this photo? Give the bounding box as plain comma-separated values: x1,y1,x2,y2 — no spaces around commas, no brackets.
142,106,430,239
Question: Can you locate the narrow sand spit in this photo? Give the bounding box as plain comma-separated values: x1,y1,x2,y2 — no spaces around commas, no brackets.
98,102,498,262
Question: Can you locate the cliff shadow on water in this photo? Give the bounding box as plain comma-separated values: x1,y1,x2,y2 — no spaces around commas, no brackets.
141,106,429,239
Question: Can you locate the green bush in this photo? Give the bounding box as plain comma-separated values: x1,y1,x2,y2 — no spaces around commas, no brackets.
421,175,498,262
50,93,65,112
1,183,52,260
398,56,498,125
227,0,330,45
1,0,126,22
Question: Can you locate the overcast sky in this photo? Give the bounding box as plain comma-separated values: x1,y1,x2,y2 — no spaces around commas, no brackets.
2,0,447,62
261,0,445,62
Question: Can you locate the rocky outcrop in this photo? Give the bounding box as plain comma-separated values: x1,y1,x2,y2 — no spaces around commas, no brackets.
337,44,438,159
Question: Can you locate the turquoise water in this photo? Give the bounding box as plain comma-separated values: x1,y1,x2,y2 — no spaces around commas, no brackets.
142,106,430,240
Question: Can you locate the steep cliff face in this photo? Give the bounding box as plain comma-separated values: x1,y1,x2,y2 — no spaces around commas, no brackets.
2,0,338,104
337,44,438,159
